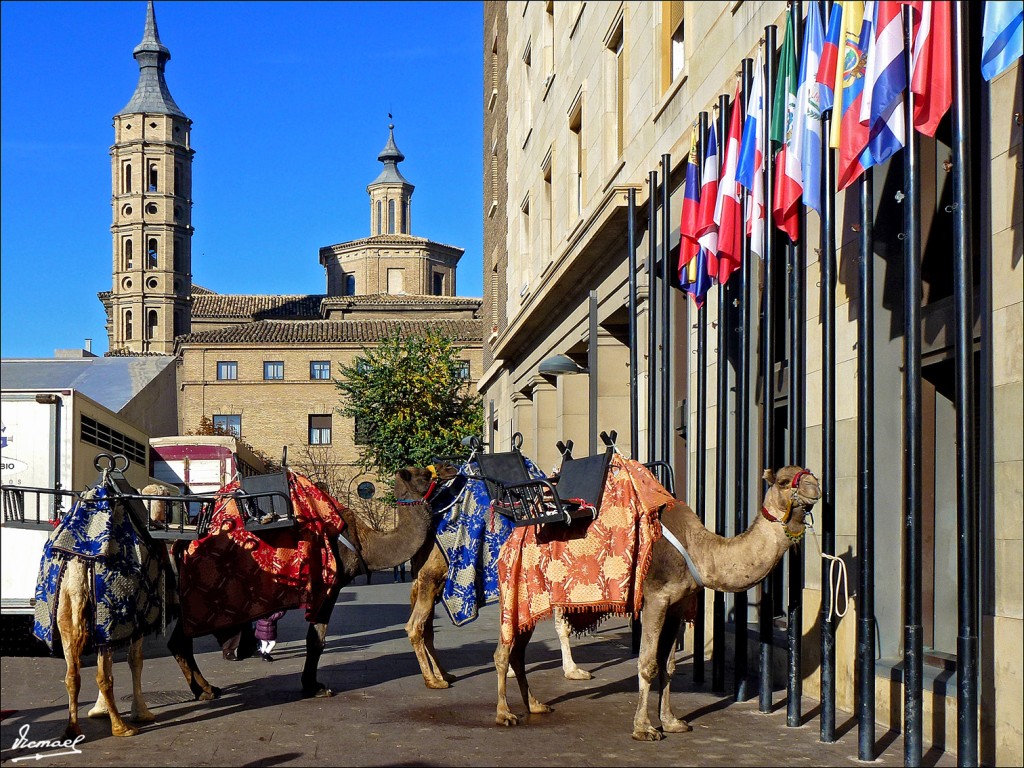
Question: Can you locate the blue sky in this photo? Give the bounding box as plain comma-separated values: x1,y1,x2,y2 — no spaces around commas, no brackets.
0,1,484,358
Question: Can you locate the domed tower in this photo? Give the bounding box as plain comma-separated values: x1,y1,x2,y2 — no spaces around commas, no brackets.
367,122,414,236
104,0,193,353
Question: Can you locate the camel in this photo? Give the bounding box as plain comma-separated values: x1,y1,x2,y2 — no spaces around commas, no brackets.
493,464,821,741
44,468,437,740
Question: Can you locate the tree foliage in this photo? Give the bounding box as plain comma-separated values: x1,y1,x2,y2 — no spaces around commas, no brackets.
335,330,483,476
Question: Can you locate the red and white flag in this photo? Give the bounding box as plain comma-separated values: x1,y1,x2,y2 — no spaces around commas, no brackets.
695,120,720,260
908,0,951,136
712,81,744,285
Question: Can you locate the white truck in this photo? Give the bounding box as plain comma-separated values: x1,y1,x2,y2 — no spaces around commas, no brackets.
0,390,151,632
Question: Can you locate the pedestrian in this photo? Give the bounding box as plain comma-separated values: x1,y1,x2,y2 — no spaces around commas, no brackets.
254,609,286,662
393,561,407,582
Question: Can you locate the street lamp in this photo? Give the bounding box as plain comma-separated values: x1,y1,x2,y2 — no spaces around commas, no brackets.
538,354,587,376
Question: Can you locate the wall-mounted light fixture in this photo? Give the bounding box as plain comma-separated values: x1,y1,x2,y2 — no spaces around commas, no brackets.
538,354,588,376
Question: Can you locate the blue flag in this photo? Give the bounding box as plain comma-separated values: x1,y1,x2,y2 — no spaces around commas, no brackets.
982,1,1023,81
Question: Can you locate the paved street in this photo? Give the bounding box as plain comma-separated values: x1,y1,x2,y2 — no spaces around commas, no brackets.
1,576,956,767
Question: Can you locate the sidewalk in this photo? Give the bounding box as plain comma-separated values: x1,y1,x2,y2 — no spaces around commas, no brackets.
0,576,956,767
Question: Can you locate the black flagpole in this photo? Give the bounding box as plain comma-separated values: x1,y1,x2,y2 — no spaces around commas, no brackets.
950,2,979,763
662,153,673,472
628,188,639,461
648,170,659,470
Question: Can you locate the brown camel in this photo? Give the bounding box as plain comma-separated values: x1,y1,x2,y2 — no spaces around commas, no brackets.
493,465,821,741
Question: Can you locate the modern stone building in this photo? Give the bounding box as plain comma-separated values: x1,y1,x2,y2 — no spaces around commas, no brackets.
98,2,482,481
481,1,1021,764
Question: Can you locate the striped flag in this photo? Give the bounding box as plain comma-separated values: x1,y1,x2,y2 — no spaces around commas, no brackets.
834,1,871,190
908,1,952,135
695,120,720,261
818,2,844,114
771,8,802,242
801,1,827,215
679,126,712,306
981,0,1023,81
712,81,744,284
860,1,905,168
738,48,766,260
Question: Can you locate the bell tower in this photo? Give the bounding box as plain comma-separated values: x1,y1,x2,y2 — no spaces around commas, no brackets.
367,122,414,237
105,0,193,353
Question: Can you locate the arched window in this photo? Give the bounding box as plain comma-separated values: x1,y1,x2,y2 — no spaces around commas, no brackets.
404,200,411,234
124,239,133,270
174,164,182,195
147,309,158,339
388,200,395,234
124,163,132,193
376,200,382,235
148,164,158,192
124,310,133,340
147,238,158,268
173,240,181,271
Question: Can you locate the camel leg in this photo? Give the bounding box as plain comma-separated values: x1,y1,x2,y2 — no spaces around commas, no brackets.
57,561,89,739
94,649,138,737
494,640,517,726
405,554,451,689
300,621,333,698
127,636,155,722
632,597,669,741
656,614,690,734
495,627,550,727
554,608,591,680
167,618,220,700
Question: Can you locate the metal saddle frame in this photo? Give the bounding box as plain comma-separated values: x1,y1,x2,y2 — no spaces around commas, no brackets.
2,451,297,541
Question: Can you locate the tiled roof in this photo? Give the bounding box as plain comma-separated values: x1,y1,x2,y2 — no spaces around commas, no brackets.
191,294,326,320
176,318,484,346
321,294,482,307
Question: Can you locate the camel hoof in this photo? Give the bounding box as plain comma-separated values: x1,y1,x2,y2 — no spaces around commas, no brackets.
63,724,83,740
303,684,333,699
111,723,139,738
529,703,554,715
424,678,450,690
496,712,519,727
196,687,220,701
563,668,593,681
87,706,110,719
131,710,156,723
662,718,692,733
632,726,666,742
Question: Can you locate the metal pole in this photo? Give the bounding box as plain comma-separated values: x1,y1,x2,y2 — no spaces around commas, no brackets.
693,111,710,685
902,8,923,764
589,291,599,457
856,171,876,763
488,400,496,451
820,39,838,743
951,3,978,763
628,189,640,461
648,170,659,467
661,154,673,469
712,91,730,695
759,21,778,715
735,56,753,704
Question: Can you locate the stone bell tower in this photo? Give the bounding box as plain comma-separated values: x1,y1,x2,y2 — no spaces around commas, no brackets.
104,0,193,353
367,122,414,237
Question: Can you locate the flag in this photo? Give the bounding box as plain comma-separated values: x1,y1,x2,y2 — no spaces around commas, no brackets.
801,1,827,215
713,81,744,284
907,1,952,135
860,1,905,167
981,0,1023,81
738,48,766,260
679,126,712,306
695,120,719,260
771,8,802,242
834,1,871,190
818,2,844,114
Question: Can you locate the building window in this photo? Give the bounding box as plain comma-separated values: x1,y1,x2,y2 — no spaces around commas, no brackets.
264,361,284,380
432,272,444,296
345,273,356,295
522,39,533,138
387,268,404,294
173,239,182,271
354,416,371,445
609,22,625,159
146,309,158,339
213,414,241,438
404,199,411,234
520,195,531,277
662,1,685,89
80,415,147,467
388,199,396,234
310,361,331,380
569,98,584,218
123,162,132,194
147,238,158,268
309,414,332,445
174,163,182,195
543,161,554,263
124,239,134,270
455,361,471,380
174,309,185,338
217,361,237,380
148,163,158,192
124,310,133,340
490,136,499,212
543,1,555,75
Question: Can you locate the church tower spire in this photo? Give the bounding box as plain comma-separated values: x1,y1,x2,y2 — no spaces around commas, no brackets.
367,120,414,236
104,0,194,354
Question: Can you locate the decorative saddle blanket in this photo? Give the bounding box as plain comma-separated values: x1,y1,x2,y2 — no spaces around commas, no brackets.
173,472,345,638
433,457,543,626
33,487,169,652
497,456,674,643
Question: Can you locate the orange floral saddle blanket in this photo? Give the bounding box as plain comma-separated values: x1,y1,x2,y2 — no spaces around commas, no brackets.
497,455,675,643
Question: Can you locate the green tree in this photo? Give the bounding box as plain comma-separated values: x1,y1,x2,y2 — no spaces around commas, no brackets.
335,330,483,476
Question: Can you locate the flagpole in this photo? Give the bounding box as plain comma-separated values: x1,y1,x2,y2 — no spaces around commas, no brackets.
734,56,754,704
819,0,838,743
759,21,779,716
785,0,805,731
901,7,924,765
647,169,659,470
693,111,710,687
661,153,673,472
712,91,731,695
627,188,639,462
950,2,979,763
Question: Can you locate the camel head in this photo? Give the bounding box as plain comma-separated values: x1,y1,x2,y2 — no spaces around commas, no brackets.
395,464,460,505
140,483,175,526
760,466,821,543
